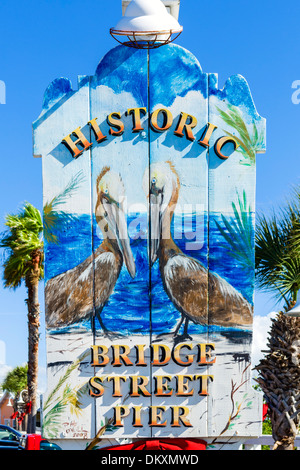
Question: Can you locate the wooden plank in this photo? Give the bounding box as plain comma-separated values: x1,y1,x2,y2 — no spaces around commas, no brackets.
89,46,152,438
33,76,95,440
148,44,209,438
207,72,266,438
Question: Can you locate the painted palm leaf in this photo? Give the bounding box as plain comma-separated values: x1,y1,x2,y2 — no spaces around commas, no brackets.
42,384,84,437
215,190,254,275
43,351,89,411
42,398,68,438
216,104,264,164
43,171,85,244
42,352,89,437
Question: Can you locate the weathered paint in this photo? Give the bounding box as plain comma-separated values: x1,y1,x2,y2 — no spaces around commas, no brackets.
33,42,266,444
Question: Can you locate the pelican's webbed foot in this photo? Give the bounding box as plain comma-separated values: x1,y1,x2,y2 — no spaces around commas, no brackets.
153,316,193,344
173,332,193,344
173,316,193,343
153,332,177,343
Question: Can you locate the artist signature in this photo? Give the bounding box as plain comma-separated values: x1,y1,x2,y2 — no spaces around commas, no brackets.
62,420,89,439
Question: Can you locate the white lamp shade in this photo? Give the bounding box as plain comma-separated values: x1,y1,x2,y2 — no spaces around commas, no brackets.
122,0,181,21
112,0,182,43
125,0,171,17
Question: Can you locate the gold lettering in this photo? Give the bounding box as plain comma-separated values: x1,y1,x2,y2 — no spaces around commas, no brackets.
88,376,105,397
107,112,125,136
91,345,109,367
174,112,197,141
112,344,133,367
195,374,214,395
107,376,127,397
62,126,92,158
171,406,192,427
198,122,217,148
88,117,107,143
198,343,216,365
150,108,173,132
154,375,173,396
214,136,240,160
152,344,171,366
149,406,167,427
114,406,130,427
133,406,143,427
130,376,151,397
176,375,194,396
173,343,194,366
127,107,147,132
135,344,147,367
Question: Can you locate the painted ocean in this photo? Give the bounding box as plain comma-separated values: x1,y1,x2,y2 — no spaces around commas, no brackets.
44,212,254,336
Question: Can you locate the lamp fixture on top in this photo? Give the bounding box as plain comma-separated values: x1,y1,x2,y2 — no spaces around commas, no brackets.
110,0,183,49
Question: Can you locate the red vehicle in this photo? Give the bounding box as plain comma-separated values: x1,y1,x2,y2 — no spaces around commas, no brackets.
25,434,62,450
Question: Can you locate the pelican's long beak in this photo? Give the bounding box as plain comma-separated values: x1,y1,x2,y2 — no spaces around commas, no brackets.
149,191,163,266
103,199,136,278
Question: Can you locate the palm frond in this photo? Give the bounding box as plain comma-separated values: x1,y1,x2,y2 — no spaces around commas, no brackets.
47,171,85,211
43,351,89,411
43,171,85,244
223,130,254,162
42,396,69,437
42,384,84,437
0,203,43,288
215,190,254,275
255,189,300,307
42,352,89,438
216,104,264,164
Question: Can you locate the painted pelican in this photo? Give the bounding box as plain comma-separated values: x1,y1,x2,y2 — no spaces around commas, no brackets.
46,167,135,336
143,161,252,341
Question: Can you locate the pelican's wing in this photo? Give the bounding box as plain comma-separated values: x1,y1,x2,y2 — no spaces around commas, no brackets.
208,271,253,327
94,250,121,314
46,248,117,328
163,254,208,325
163,254,253,328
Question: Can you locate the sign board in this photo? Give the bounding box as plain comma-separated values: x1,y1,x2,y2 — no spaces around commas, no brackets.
33,43,266,446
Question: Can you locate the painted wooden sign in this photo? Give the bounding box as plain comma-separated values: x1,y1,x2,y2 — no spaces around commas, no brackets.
33,43,266,447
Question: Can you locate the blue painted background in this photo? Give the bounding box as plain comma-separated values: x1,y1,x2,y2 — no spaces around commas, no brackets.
44,211,254,335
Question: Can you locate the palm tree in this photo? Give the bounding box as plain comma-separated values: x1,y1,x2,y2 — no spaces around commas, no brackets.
0,203,43,434
214,190,254,278
254,186,300,450
2,365,28,431
0,174,84,434
2,365,28,398
255,188,300,308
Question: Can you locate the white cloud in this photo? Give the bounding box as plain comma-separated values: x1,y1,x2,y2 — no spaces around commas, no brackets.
0,340,5,365
0,341,11,386
0,364,12,385
251,311,277,371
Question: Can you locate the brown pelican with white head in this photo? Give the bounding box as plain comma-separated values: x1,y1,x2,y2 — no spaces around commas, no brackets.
143,161,252,342
46,167,135,337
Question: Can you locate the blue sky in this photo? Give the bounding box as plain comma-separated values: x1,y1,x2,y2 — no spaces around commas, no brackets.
0,0,299,389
